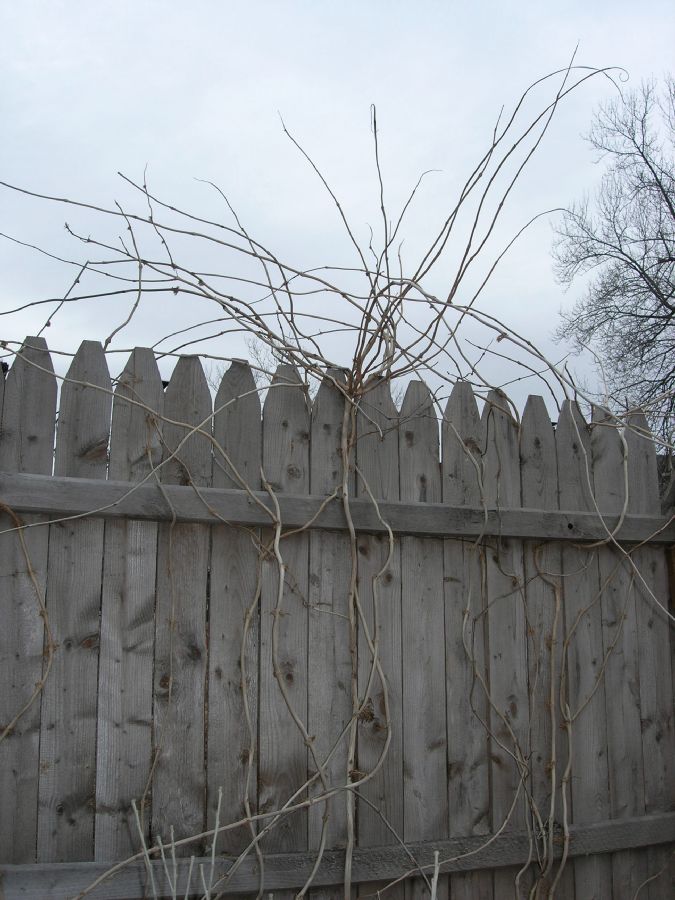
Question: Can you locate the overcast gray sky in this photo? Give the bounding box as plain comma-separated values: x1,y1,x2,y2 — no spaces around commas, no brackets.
1,0,673,405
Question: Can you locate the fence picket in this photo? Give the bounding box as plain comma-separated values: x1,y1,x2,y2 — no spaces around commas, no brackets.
399,381,447,900
259,365,310,900
95,347,163,860
355,376,403,900
624,413,674,898
442,381,493,900
308,370,353,900
208,360,261,855
520,396,575,895
37,341,111,862
481,390,529,897
555,400,612,897
152,356,212,850
591,406,649,896
0,337,57,863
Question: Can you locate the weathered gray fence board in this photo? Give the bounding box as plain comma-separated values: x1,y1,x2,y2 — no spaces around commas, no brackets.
625,413,675,900
520,395,575,896
556,400,612,898
442,381,493,900
95,347,163,860
2,812,674,899
307,371,353,900
152,357,211,849
399,381,448,900
4,471,674,542
37,341,111,862
208,360,262,856
0,337,57,863
355,377,403,900
259,365,310,895
482,390,529,898
1,340,673,898
592,406,649,896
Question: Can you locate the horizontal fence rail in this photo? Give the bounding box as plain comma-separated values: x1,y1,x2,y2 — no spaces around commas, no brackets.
2,813,674,899
1,337,673,900
2,471,674,542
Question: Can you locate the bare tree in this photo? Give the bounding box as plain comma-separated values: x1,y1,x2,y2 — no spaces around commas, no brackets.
553,76,675,443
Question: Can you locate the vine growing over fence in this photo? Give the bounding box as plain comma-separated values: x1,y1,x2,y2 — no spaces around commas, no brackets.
0,63,673,900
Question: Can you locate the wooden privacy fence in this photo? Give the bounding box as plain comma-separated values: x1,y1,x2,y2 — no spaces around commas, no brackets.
0,336,673,899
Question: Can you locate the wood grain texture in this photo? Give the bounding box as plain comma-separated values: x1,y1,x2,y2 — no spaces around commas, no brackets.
481,390,529,898
355,377,403,900
208,360,261,855
556,400,612,898
0,338,57,863
152,356,211,850
592,406,649,897
3,472,674,542
442,381,493,900
624,413,675,899
3,812,674,898
308,370,353,900
520,396,574,896
399,381,448,900
37,342,111,863
259,365,310,897
95,348,163,860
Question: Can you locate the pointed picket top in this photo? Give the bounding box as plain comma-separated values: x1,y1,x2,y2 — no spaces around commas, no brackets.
442,380,481,507
54,341,111,479
356,375,399,501
0,336,57,473
399,380,440,504
591,405,625,516
311,367,352,495
109,347,164,481
262,364,309,494
520,395,557,511
161,356,212,486
213,360,261,490
481,388,520,508
555,400,594,511
624,411,660,514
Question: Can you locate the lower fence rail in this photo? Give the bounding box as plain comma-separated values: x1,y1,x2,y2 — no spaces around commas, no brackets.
1,812,673,899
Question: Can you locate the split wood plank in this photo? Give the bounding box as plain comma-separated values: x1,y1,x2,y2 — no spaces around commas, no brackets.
259,365,310,900
399,381,448,900
0,337,57,863
3,811,674,898
556,400,612,898
624,413,675,900
354,376,403,900
152,357,211,850
208,360,262,855
308,370,354,900
481,390,529,898
95,348,163,860
592,405,648,896
37,342,111,862
442,381,493,900
520,395,574,896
